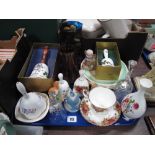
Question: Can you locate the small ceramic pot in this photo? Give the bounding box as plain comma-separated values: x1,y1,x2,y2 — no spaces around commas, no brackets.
83,86,117,112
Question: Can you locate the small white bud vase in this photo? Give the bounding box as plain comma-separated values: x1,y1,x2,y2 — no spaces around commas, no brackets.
73,70,89,96
58,73,70,100
121,78,153,120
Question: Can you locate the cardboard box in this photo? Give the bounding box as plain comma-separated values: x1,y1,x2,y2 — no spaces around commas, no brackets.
94,42,121,80
0,28,24,70
18,43,59,92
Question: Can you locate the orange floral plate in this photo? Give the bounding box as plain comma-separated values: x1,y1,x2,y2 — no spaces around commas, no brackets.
80,99,121,126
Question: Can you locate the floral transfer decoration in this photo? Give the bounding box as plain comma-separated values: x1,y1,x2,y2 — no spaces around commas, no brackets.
122,95,139,114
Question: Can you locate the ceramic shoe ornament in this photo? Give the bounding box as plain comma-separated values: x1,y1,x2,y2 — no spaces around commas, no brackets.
81,49,96,71
101,49,114,66
30,46,49,78
73,70,89,97
58,73,70,100
121,78,153,121
64,89,81,113
15,82,48,121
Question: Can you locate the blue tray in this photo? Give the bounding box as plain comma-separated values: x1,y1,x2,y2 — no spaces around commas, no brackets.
14,108,138,127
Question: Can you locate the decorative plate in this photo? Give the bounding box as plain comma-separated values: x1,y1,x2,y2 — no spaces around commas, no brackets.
15,93,49,123
82,60,128,89
80,99,121,126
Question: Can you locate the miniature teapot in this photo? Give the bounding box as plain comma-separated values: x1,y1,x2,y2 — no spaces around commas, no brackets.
121,78,153,120
64,89,81,113
16,82,46,120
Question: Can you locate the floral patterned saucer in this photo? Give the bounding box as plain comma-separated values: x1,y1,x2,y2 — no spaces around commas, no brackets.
80,99,121,126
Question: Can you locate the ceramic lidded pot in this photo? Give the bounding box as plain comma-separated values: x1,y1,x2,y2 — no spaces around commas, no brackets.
58,73,70,99
16,82,46,120
121,78,153,120
73,70,89,96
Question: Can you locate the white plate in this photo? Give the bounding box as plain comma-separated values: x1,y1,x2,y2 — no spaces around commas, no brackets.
15,93,49,123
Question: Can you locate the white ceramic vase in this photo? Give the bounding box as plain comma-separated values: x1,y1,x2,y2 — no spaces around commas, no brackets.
121,78,153,120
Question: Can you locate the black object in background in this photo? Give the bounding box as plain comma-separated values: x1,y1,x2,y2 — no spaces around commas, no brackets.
0,36,31,120
82,32,148,64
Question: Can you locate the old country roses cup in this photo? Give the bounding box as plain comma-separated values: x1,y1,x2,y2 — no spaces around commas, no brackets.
83,87,116,111
80,87,121,126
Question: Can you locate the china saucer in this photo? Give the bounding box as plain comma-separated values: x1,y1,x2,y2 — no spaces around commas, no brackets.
81,60,128,89
15,93,49,123
80,99,121,126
